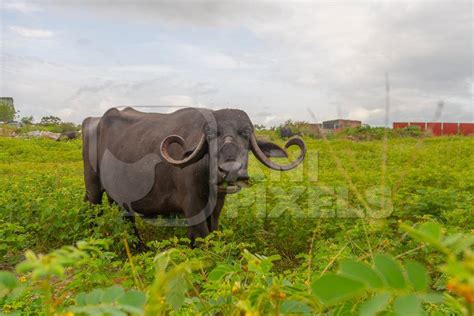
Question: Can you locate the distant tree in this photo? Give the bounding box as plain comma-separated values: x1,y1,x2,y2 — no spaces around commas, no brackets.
57,122,80,133
0,101,16,122
40,116,62,125
254,124,266,131
21,116,34,125
277,119,312,137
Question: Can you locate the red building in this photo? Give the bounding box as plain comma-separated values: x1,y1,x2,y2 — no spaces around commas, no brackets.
393,122,474,136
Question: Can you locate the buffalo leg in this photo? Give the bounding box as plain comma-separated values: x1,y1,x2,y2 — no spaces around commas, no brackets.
207,194,226,233
182,191,211,247
84,172,103,205
120,204,146,251
85,188,103,204
106,193,115,206
122,207,146,251
188,222,209,248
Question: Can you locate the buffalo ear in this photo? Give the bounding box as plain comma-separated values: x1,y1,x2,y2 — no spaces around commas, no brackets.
183,145,200,158
183,149,194,158
256,140,288,158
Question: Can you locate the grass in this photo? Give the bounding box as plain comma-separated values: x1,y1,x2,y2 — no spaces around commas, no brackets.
0,134,472,314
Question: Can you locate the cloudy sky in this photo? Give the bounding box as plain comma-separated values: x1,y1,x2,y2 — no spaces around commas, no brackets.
0,0,472,126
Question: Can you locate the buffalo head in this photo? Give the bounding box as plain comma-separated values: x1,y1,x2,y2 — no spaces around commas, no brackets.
159,109,306,193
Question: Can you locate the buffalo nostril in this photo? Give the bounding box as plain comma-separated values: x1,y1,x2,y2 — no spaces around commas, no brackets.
218,162,243,173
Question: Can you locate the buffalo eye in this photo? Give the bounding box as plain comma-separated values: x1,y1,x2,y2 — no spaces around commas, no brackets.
239,127,252,138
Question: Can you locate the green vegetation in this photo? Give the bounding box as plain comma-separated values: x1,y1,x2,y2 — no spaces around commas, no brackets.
20,116,34,126
276,120,319,138
40,116,63,125
1,116,80,138
28,116,80,133
0,135,473,315
336,125,423,140
0,101,16,122
275,121,424,140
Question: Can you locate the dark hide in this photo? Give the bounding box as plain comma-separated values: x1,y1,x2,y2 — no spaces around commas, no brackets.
57,131,80,141
82,107,302,244
280,127,294,138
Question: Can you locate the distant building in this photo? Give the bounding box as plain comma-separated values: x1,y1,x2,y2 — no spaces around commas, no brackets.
393,122,474,136
322,119,361,131
307,123,322,134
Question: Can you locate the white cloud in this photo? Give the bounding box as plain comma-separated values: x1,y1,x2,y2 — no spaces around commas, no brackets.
108,64,178,75
349,107,384,122
58,107,74,120
45,0,283,27
3,1,39,14
1,54,211,122
158,95,195,107
9,26,54,38
2,1,472,125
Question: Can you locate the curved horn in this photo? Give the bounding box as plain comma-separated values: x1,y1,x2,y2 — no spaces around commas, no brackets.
160,134,207,168
250,134,306,171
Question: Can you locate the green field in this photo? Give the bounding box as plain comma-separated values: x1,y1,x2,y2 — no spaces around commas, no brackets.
0,135,473,315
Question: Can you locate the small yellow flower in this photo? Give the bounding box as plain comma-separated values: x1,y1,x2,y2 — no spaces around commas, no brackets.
19,276,27,283
3,305,12,313
232,286,238,294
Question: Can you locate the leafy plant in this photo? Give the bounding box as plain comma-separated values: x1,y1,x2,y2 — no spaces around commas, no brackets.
402,222,474,314
11,240,110,315
0,135,472,314
146,249,202,314
68,286,146,316
311,254,442,315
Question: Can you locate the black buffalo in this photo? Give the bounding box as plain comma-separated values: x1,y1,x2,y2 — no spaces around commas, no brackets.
57,131,80,141
82,107,306,244
280,126,294,138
